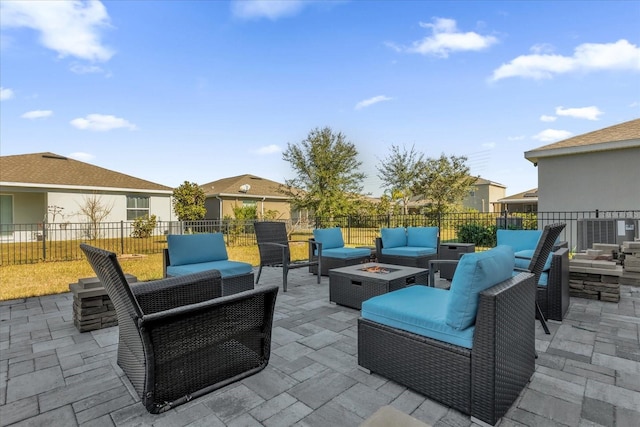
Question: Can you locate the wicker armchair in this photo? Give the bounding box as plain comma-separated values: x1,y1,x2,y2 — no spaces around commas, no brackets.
80,244,278,414
511,223,566,333
254,221,322,292
359,272,536,426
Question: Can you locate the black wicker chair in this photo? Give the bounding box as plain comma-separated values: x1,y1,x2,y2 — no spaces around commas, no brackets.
80,244,278,414
358,272,536,426
516,223,566,333
539,242,570,321
254,221,322,292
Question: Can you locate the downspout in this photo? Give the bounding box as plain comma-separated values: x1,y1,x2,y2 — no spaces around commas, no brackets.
215,196,223,219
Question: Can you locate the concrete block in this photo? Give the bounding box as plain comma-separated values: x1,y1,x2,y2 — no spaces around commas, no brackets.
586,249,603,257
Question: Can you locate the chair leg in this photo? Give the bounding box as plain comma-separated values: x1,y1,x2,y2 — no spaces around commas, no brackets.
255,266,263,284
536,301,550,335
316,259,321,284
283,266,288,292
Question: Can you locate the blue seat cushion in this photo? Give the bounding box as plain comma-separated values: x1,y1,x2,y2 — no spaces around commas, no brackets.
446,245,515,330
362,286,475,349
406,227,438,248
167,260,252,278
497,229,541,253
322,247,371,259
381,228,407,249
313,228,345,250
167,233,228,265
381,246,437,257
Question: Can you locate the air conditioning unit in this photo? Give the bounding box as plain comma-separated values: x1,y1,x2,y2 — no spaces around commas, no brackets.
577,218,637,251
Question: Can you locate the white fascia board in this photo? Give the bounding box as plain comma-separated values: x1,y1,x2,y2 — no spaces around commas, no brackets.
0,182,173,195
524,139,640,164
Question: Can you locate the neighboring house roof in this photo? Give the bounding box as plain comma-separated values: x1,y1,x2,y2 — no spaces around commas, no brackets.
497,188,538,204
201,174,289,199
474,177,506,188
525,118,640,164
0,152,172,193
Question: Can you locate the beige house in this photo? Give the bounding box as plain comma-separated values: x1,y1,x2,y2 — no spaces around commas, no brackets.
0,152,173,240
524,118,640,212
493,188,538,213
408,176,506,213
201,174,306,222
462,177,506,212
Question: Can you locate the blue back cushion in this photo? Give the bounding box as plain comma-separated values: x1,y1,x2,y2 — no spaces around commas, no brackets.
445,245,515,330
313,227,344,250
406,227,438,248
496,229,541,253
167,233,228,266
381,227,407,248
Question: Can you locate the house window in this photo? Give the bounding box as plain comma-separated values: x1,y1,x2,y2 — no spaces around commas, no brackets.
0,194,13,236
127,196,149,220
243,200,257,207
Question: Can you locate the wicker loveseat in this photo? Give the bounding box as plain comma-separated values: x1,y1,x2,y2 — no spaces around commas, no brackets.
81,244,278,414
163,233,254,296
358,245,536,426
309,227,371,276
375,226,438,268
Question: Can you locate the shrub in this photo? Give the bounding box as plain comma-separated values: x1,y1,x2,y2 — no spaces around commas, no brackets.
456,223,496,248
131,214,157,238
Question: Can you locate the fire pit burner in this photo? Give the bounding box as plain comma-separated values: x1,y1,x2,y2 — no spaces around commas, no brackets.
359,266,399,274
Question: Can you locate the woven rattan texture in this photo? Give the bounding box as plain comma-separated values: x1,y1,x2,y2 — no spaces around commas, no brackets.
81,244,278,414
358,272,535,425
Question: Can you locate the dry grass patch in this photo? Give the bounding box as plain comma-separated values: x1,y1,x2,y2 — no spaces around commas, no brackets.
0,243,311,301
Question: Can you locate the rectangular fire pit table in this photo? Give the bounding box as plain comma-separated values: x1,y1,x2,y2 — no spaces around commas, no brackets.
329,262,429,309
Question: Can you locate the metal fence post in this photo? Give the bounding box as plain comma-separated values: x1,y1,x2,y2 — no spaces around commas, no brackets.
42,222,47,260
120,221,124,254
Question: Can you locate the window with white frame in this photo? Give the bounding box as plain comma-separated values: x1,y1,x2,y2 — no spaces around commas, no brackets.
126,196,149,220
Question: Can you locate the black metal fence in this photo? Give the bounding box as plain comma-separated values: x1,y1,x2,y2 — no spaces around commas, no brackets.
1,210,638,265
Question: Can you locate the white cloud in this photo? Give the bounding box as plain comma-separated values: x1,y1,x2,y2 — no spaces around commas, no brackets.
491,39,640,81
540,115,556,122
389,17,498,58
508,135,526,141
68,152,95,162
355,95,392,110
482,142,496,149
255,144,281,155
0,87,14,100
532,129,573,142
70,114,136,131
21,110,53,119
69,63,104,74
231,0,305,20
630,101,639,107
0,0,114,62
555,106,603,121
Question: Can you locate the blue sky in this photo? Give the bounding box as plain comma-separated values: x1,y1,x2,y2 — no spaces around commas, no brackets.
1,0,639,197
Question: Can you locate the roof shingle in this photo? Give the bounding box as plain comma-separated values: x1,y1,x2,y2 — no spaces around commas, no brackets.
0,152,172,192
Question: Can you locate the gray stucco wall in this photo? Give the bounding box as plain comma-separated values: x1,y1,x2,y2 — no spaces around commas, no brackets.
537,147,640,212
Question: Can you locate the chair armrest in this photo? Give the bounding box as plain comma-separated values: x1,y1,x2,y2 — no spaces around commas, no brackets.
132,270,223,314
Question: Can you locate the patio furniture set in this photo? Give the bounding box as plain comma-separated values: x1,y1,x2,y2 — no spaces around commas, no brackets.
79,221,569,425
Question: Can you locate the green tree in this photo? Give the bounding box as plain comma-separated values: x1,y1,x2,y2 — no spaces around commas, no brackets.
281,127,366,218
414,154,478,217
376,144,424,215
172,181,206,221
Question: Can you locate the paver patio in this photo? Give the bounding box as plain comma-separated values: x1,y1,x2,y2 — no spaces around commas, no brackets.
1,267,639,426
